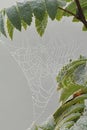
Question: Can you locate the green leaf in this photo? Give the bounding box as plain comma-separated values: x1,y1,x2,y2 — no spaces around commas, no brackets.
82,25,87,31
60,84,85,103
56,8,64,21
45,0,58,20
57,112,81,129
35,13,48,36
72,17,80,22
17,1,32,26
61,121,74,129
64,0,87,17
0,0,87,39
30,0,46,21
53,94,87,122
64,1,76,16
0,11,6,37
58,60,87,102
22,20,27,30
56,59,87,91
6,6,21,31
79,0,87,8
7,18,14,39
55,103,85,124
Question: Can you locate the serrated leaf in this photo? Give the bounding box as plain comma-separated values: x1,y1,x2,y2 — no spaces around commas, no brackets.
35,13,48,36
59,60,87,103
60,84,85,103
56,8,64,21
45,0,58,20
61,121,74,129
22,20,27,30
64,1,76,16
30,0,46,21
57,113,81,128
6,6,21,31
17,1,32,26
64,0,87,17
7,18,14,39
53,94,87,122
55,103,85,124
0,0,87,38
0,12,6,37
79,0,87,8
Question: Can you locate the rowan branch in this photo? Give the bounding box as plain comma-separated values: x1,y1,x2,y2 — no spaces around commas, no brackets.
74,0,87,28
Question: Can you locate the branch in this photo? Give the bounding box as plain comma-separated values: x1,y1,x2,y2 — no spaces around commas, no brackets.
58,6,75,17
74,0,87,28
58,6,81,20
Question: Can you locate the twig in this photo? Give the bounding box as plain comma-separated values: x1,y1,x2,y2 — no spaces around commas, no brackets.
58,6,77,18
74,0,87,28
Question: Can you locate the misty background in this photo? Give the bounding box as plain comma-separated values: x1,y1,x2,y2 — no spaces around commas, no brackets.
0,0,87,130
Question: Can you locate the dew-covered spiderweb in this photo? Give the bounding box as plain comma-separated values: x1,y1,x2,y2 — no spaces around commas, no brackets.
1,19,87,129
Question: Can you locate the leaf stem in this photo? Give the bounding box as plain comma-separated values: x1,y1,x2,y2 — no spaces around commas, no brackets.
58,0,87,28
58,6,77,18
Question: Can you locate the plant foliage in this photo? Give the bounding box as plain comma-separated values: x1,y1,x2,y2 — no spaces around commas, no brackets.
0,0,87,129
29,56,87,130
0,0,87,39
53,56,87,130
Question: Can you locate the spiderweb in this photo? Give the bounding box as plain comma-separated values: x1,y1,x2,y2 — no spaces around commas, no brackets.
1,18,87,128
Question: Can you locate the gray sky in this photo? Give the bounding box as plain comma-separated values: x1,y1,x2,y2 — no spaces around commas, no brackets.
0,1,87,130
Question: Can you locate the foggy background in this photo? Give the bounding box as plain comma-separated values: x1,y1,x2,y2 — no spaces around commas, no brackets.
0,0,87,130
